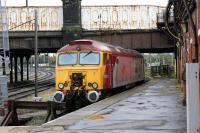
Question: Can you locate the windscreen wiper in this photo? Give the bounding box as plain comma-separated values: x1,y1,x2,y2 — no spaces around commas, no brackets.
82,51,92,58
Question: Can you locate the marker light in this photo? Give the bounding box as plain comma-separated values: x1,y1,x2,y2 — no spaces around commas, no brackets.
92,82,98,89
58,83,64,89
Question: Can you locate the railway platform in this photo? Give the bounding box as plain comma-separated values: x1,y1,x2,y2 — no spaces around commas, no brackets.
0,78,186,133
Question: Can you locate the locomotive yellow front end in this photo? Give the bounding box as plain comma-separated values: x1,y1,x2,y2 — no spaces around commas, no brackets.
54,51,103,103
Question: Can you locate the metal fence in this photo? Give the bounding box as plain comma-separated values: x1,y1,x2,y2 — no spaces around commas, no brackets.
151,65,174,77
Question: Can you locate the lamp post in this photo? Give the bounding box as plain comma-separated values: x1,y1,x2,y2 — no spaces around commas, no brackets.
34,9,38,97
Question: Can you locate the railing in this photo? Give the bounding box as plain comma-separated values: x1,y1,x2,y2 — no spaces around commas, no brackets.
157,10,174,25
6,5,166,31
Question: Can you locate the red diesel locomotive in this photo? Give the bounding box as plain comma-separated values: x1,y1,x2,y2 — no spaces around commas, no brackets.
54,39,145,103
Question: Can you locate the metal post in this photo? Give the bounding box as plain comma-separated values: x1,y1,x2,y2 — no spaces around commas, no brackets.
26,0,28,7
2,50,6,75
26,56,29,80
30,56,32,70
98,14,101,30
156,54,158,64
44,54,45,65
163,55,165,65
149,53,151,66
20,56,23,81
47,53,49,66
14,57,18,82
10,57,13,84
34,10,38,97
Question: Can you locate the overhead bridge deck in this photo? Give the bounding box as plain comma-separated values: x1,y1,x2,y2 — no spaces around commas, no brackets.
9,29,174,54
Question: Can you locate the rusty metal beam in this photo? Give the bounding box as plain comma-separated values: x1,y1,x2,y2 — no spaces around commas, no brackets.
7,29,174,54
0,100,66,126
0,110,13,126
8,31,62,38
83,29,175,52
14,101,66,110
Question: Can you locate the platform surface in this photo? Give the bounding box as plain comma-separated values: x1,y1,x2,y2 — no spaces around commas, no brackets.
0,78,186,133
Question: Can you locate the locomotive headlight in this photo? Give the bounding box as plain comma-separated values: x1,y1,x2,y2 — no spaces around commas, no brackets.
58,83,64,89
92,82,98,89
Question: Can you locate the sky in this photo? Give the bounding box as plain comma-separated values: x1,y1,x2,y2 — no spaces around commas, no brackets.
6,0,168,7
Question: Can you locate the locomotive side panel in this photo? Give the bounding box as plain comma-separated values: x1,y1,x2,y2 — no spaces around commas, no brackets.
113,55,136,88
113,55,144,88
140,58,145,80
140,58,145,81
134,58,145,82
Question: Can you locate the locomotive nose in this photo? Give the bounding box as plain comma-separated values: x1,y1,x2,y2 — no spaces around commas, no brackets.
87,91,99,103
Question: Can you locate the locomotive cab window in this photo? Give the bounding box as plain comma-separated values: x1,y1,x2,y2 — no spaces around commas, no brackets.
58,53,77,65
80,52,100,65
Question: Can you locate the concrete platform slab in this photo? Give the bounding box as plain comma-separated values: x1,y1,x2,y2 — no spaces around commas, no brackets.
1,78,186,133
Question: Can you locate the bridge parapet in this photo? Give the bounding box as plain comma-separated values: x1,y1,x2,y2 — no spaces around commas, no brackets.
82,5,165,30
6,5,166,31
7,6,63,31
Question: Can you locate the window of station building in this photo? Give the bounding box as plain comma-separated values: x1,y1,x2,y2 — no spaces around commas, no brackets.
58,53,77,65
80,52,100,65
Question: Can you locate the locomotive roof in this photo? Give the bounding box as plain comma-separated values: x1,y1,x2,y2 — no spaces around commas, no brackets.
58,39,143,58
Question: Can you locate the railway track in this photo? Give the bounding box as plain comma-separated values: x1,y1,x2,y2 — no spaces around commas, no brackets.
9,79,54,93
9,71,54,91
28,69,54,81
8,80,54,100
7,67,55,83
8,68,55,100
